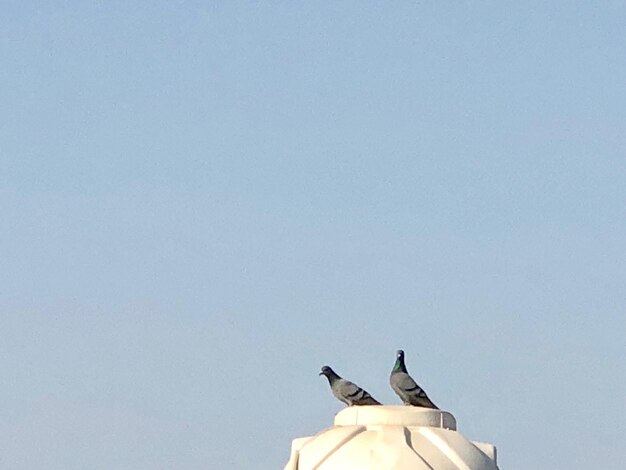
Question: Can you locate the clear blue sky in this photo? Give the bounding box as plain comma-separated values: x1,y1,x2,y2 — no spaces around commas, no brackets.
1,2,624,469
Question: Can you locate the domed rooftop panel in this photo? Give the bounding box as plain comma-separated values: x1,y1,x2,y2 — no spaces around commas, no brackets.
285,405,499,470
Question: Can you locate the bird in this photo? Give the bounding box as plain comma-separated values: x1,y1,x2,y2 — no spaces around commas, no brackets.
319,365,381,406
390,349,439,409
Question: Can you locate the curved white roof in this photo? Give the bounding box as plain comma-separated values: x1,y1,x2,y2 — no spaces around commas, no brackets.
285,405,499,470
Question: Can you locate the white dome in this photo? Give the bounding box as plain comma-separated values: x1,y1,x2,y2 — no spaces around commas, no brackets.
285,406,499,470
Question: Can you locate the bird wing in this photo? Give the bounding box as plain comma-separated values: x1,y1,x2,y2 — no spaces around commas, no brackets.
341,380,363,399
396,372,422,394
340,380,380,405
392,371,438,408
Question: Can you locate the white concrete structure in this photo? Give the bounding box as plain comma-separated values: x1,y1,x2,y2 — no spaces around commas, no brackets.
285,405,499,470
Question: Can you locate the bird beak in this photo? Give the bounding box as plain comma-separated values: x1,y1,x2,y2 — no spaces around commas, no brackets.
318,372,324,376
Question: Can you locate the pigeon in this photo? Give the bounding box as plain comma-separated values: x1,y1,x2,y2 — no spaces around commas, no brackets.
319,365,381,406
390,350,439,409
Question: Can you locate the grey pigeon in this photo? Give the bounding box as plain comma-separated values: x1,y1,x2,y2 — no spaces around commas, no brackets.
390,350,439,409
319,365,381,406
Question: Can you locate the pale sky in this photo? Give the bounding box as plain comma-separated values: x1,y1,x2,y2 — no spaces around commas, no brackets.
1,2,625,469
